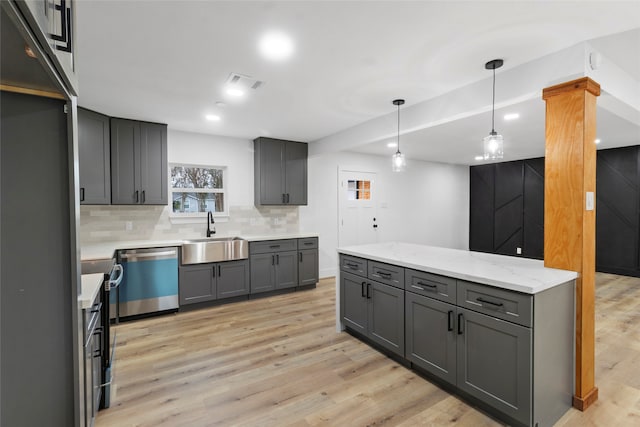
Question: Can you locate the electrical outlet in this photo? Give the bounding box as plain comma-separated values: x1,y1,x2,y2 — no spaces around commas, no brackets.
516,247,522,255
125,221,133,231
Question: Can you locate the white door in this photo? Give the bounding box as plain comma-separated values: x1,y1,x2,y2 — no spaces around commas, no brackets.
338,170,378,247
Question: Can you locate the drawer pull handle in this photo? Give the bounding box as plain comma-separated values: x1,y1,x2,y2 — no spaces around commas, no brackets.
376,271,391,278
270,245,281,249
411,285,424,291
304,242,313,246
448,310,454,332
457,313,464,335
345,262,359,269
477,297,504,307
416,281,437,289
361,281,366,298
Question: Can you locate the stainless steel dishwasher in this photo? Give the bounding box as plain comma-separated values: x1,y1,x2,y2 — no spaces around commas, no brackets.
111,247,179,320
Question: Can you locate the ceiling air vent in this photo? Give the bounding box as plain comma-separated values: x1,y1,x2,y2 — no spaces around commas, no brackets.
225,73,265,91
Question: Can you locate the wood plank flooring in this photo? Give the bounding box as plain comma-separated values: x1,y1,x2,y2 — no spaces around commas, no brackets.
97,274,640,427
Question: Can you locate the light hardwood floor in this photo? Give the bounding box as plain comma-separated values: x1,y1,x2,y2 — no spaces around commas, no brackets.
97,274,640,426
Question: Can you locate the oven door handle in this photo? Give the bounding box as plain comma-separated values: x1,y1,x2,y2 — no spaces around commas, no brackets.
108,264,124,289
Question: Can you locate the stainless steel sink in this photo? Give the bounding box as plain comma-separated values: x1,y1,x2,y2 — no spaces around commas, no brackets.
181,237,248,265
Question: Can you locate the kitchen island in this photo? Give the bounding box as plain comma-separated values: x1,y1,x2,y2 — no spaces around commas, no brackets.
337,242,577,427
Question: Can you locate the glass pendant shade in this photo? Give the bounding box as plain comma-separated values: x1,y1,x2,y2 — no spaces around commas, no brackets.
392,151,406,172
483,131,504,160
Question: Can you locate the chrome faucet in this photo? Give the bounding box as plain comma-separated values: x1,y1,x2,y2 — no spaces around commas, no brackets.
206,211,216,237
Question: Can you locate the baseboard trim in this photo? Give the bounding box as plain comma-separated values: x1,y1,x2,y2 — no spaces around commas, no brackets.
572,387,599,411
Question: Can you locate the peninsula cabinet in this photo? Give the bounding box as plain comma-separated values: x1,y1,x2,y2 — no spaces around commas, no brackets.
179,260,249,305
111,118,168,205
254,137,308,205
78,108,111,204
340,256,405,357
338,247,575,427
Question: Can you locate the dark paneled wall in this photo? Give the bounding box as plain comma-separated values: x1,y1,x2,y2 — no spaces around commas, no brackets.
469,158,544,259
469,146,640,277
596,146,640,276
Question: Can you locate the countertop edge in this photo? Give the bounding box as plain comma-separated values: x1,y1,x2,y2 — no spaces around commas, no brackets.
338,245,578,295
79,273,104,309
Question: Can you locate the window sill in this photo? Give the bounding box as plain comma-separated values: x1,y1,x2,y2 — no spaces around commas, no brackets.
169,214,229,225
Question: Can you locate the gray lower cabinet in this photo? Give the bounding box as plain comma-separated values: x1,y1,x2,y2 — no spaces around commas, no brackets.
298,249,319,286
78,108,111,204
340,270,404,357
254,137,308,205
456,307,531,426
405,292,456,384
111,118,168,205
249,251,298,293
179,260,249,305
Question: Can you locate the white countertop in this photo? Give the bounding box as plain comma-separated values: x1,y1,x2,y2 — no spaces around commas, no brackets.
79,273,104,309
338,242,577,294
81,233,319,261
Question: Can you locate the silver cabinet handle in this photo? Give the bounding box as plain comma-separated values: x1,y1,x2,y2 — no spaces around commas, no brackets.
120,250,177,259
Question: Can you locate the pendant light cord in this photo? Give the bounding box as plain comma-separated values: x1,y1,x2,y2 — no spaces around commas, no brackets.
396,103,401,154
491,66,496,134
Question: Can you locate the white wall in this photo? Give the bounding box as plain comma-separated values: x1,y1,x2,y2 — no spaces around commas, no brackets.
299,151,469,278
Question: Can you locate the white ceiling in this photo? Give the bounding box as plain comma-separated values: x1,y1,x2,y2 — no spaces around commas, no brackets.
75,1,640,165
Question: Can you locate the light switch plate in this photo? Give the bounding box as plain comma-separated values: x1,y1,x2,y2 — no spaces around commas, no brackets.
586,192,595,211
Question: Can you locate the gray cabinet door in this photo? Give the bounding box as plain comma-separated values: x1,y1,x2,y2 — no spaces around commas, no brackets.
274,250,298,289
368,280,405,357
179,265,216,305
255,138,285,204
139,122,168,205
405,292,456,385
340,272,367,334
456,307,532,426
298,249,318,286
250,253,276,293
78,108,111,204
110,118,140,204
217,260,250,299
284,141,307,205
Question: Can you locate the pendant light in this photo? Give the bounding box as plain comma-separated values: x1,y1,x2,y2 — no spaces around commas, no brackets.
483,59,504,160
392,98,406,172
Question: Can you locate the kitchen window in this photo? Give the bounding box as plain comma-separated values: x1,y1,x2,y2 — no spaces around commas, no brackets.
170,164,227,217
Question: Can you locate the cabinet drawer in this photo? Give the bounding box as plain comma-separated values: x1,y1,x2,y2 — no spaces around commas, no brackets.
250,239,297,254
405,269,456,304
340,254,367,277
368,261,404,289
298,237,318,249
457,280,532,327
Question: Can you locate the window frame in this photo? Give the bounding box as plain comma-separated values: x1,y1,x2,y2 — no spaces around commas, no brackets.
168,163,228,219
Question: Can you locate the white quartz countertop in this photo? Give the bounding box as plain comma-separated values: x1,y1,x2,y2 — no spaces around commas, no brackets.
81,233,319,261
79,273,104,309
338,242,577,294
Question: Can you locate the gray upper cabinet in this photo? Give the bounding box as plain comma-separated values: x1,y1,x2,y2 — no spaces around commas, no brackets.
78,108,111,204
254,137,308,205
111,118,168,205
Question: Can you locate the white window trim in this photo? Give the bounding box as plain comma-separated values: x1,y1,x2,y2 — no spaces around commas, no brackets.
168,163,229,222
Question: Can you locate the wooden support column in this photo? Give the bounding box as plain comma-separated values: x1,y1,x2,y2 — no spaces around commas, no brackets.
542,77,600,411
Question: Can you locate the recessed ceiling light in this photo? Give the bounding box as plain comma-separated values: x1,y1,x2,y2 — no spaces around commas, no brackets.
595,138,601,144
226,88,244,97
205,114,220,122
474,155,485,161
387,142,397,148
215,101,227,108
259,31,294,61
504,113,519,121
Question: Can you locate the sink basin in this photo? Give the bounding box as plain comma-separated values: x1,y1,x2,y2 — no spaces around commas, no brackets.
181,237,248,264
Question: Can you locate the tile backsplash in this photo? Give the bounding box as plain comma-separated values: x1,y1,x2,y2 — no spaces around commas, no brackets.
80,205,299,244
